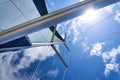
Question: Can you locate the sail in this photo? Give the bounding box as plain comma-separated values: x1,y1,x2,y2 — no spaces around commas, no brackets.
28,28,64,44
32,0,64,43
0,0,64,50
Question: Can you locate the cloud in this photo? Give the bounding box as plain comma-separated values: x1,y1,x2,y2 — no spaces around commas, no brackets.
102,46,120,76
102,2,120,14
90,42,120,76
98,2,120,25
81,37,90,52
114,11,120,23
101,48,118,63
102,2,120,23
16,46,55,70
104,63,119,76
66,17,82,44
90,42,105,56
57,8,102,44
102,52,111,63
0,51,22,80
103,4,115,13
57,15,88,44
0,46,57,80
47,69,59,77
101,46,120,63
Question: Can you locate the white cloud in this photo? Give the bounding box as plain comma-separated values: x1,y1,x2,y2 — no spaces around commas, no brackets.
102,46,120,76
81,37,90,52
90,43,120,76
99,2,120,24
117,45,120,53
90,42,105,56
58,16,89,44
47,69,58,77
16,46,55,70
101,46,120,64
102,52,111,63
0,46,57,80
103,4,115,13
104,63,119,76
72,37,78,44
67,17,81,44
58,13,93,44
0,52,22,80
102,2,120,24
57,6,104,44
114,11,120,23
109,48,118,63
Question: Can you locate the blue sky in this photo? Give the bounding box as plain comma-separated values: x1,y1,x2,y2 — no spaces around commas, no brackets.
0,0,120,80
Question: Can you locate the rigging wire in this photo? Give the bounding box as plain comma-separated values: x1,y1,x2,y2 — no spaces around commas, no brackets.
76,33,120,61
62,68,68,80
30,61,41,80
80,10,120,36
76,31,120,61
1,1,42,79
62,52,71,80
77,10,120,60
29,1,55,79
75,11,120,60
2,0,120,79
58,11,120,63
74,13,120,64
62,49,71,80
87,31,120,40
28,7,120,80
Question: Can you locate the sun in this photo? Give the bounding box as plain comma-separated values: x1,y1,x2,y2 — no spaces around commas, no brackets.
80,8,98,23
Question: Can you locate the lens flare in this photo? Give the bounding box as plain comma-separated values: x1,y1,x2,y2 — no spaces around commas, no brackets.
80,8,98,23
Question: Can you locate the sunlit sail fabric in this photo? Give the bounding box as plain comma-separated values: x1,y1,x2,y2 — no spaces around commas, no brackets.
0,0,64,50
28,28,64,43
30,0,64,43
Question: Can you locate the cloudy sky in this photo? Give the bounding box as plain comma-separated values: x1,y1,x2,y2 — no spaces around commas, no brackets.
0,0,120,80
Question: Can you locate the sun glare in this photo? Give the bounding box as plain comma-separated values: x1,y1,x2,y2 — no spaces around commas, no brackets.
80,8,98,23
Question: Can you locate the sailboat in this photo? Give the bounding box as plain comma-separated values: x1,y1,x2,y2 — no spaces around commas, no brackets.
0,0,119,67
